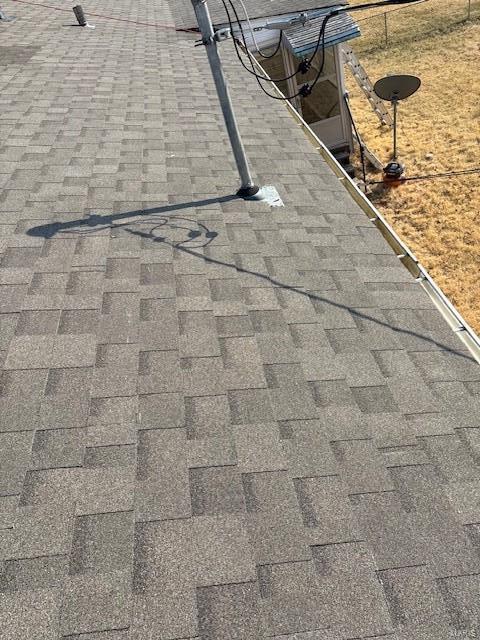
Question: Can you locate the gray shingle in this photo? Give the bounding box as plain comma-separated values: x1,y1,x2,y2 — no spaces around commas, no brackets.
31,428,86,470
15,309,60,336
282,432,338,478
310,379,357,408
179,310,220,358
331,439,394,494
40,395,90,431
294,475,361,545
75,466,135,515
197,581,268,640
406,412,457,437
64,632,129,640
243,471,310,564
265,363,319,421
0,314,18,351
233,422,286,473
1,555,68,592
420,434,480,482
446,480,480,525
98,292,139,344
259,561,331,636
351,491,430,570
84,444,136,468
185,394,230,439
0,431,33,496
390,465,480,577
312,542,393,637
190,466,245,516
70,511,134,575
60,571,131,636
130,592,198,640
215,314,254,338
182,355,226,396
139,299,179,350
135,428,190,521
4,335,96,369
4,335,54,369
410,350,480,382
138,393,184,430
378,565,451,632
458,426,480,458
91,343,138,398
58,309,100,335
362,412,417,448
0,589,60,640
220,336,267,389
9,506,74,558
134,515,256,591
440,573,480,632
351,385,400,414
0,495,18,531
137,349,181,394
228,388,274,424
1,247,41,269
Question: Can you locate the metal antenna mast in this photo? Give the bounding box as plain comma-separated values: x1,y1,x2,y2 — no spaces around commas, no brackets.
191,0,260,198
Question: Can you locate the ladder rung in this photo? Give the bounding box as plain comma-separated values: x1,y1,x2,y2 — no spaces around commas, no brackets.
342,44,391,127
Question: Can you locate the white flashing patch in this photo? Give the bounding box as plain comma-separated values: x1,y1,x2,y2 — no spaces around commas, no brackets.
258,185,284,207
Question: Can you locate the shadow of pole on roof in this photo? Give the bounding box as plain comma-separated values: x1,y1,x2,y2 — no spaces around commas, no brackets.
27,199,475,361
26,195,240,239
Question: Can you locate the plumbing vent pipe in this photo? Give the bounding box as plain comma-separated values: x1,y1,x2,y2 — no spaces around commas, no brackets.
73,5,87,26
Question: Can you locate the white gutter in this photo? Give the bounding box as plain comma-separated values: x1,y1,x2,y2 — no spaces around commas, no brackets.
249,53,480,364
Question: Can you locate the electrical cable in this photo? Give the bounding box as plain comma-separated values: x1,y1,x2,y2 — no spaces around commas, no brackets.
253,22,330,101
222,0,299,100
223,0,334,87
354,0,427,22
256,14,332,101
224,0,426,87
369,167,480,184
10,0,198,31
343,93,368,192
223,0,334,101
222,0,305,83
234,0,283,58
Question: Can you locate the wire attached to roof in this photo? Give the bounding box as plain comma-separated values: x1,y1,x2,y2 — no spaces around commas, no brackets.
223,0,336,87
10,0,198,30
221,0,306,84
369,167,480,184
222,0,334,101
233,0,283,59
343,93,367,192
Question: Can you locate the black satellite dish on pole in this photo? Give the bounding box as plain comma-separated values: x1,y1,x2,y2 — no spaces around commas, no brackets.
374,74,421,180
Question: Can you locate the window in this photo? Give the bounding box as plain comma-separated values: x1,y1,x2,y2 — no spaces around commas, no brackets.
296,48,340,123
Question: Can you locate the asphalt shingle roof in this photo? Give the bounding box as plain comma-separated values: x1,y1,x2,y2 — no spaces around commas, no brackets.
0,1,480,639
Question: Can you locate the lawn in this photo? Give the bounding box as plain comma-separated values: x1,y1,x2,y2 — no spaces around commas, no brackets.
346,5,480,334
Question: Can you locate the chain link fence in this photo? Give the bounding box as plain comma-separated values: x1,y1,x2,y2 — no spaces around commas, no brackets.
352,0,480,53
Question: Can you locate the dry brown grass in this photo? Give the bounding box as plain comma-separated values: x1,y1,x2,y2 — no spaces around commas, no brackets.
346,15,480,334
353,0,479,53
